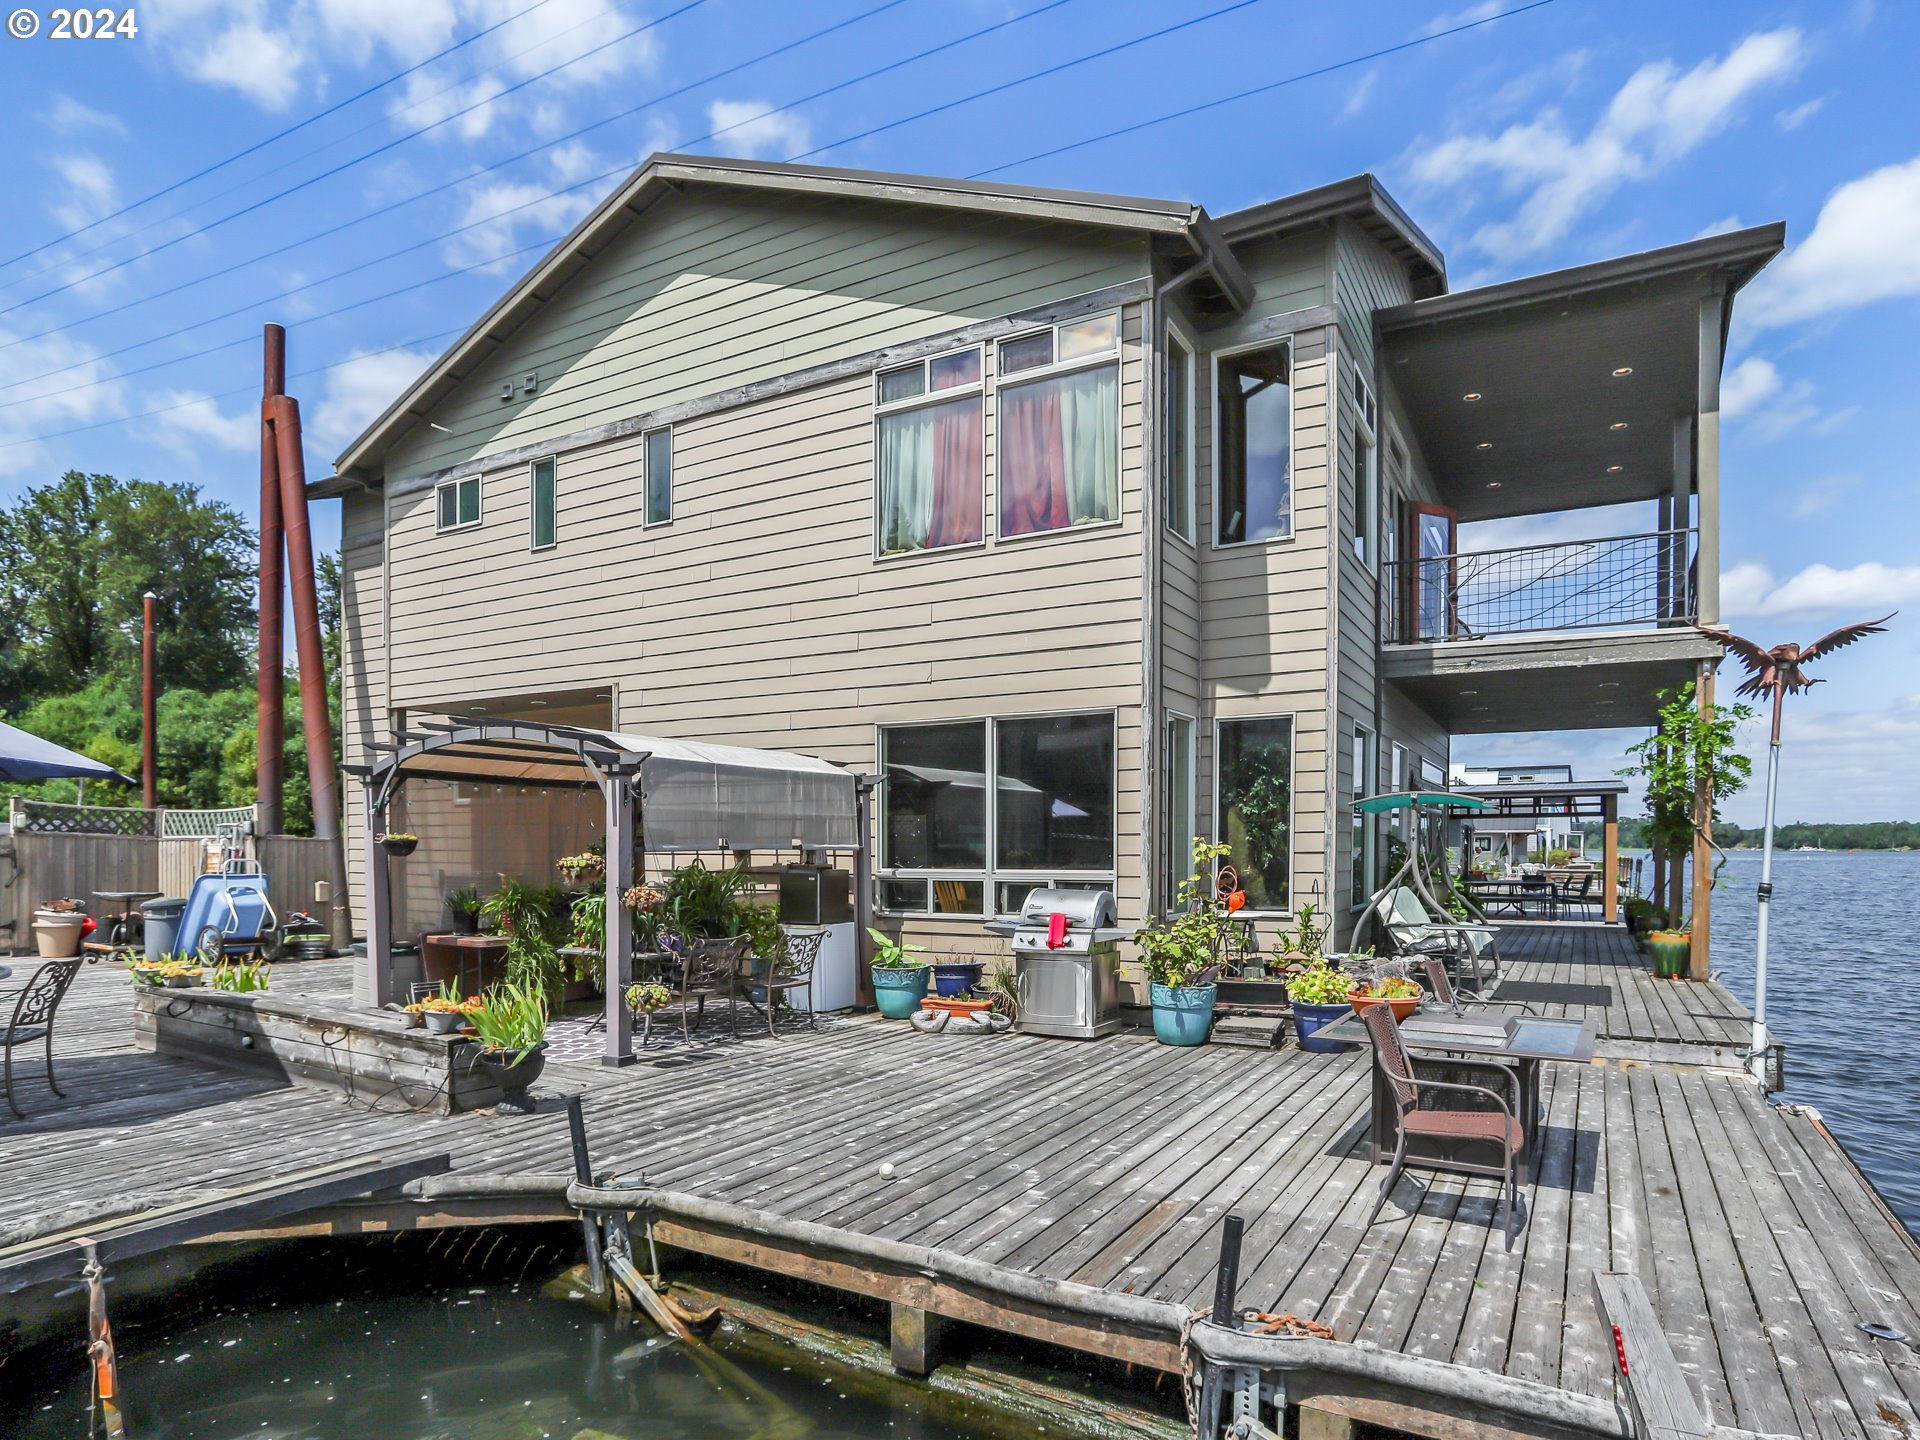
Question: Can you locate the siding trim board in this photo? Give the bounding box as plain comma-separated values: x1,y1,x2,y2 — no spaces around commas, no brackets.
360,277,1153,503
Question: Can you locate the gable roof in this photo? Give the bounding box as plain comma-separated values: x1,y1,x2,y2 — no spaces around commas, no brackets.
1216,174,1447,297
330,153,1252,481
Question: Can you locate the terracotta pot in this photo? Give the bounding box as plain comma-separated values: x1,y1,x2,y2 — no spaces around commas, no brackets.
1349,990,1421,1023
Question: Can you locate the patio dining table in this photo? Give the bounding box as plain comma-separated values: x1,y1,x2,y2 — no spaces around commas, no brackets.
1312,1008,1598,1180
1464,879,1557,919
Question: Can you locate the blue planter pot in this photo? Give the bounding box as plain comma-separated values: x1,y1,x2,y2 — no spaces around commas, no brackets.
871,965,931,1019
1293,999,1357,1053
930,961,985,998
1150,982,1217,1047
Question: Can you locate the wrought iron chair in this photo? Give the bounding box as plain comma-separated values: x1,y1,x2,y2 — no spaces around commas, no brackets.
1358,999,1527,1246
674,935,750,1042
3,958,83,1119
748,926,828,1039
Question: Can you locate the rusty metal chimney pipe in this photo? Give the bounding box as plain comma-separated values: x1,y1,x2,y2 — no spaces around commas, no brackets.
141,590,158,809
270,394,350,946
257,324,286,834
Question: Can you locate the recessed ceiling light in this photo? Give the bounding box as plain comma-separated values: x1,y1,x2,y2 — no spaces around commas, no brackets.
1460,689,1479,696
1599,682,1620,689
530,699,549,708
1473,705,1491,712
1463,392,1483,402
1612,366,1633,377
471,704,488,712
1486,481,1502,489
1606,464,1624,473
1609,421,1629,431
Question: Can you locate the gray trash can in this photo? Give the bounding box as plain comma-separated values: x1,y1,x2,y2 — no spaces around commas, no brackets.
142,897,188,962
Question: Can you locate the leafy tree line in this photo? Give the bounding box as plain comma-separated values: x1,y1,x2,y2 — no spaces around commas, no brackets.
1588,817,1920,851
0,471,339,833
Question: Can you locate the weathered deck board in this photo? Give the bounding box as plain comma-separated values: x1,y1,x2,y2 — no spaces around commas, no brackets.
3,940,1916,1438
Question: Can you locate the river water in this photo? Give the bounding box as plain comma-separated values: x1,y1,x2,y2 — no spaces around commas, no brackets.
1702,848,1920,1233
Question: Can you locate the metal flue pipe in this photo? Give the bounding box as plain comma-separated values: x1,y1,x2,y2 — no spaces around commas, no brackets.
270,394,350,948
141,590,158,809
256,325,286,834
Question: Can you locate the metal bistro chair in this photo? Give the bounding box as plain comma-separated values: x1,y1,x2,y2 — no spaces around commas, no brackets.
1419,958,1536,1017
3,958,83,1119
674,935,751,1042
750,926,828,1039
1358,999,1527,1246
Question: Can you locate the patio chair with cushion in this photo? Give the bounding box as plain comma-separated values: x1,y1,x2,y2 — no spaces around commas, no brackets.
1373,885,1501,992
1359,999,1526,1246
3,958,82,1119
673,935,750,1042
749,926,828,1039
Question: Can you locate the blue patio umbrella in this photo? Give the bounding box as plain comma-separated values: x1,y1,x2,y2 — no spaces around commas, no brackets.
0,719,134,785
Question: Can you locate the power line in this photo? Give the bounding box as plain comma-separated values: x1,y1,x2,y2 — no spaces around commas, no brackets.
0,0,562,277
0,0,922,358
0,0,627,299
971,0,1561,177
0,0,704,322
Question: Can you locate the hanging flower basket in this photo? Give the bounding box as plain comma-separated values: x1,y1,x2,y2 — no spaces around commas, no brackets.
380,832,419,857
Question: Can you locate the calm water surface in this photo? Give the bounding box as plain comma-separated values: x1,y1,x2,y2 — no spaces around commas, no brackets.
8,1279,1055,1440
1703,849,1920,1233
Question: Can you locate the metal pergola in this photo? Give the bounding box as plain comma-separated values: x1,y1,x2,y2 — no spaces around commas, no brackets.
350,719,873,1065
1451,778,1629,922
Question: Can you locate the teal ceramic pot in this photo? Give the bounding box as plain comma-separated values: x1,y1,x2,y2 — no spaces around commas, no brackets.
871,965,931,1019
1150,982,1217,1046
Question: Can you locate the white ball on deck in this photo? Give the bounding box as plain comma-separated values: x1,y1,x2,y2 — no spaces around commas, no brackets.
878,1161,896,1179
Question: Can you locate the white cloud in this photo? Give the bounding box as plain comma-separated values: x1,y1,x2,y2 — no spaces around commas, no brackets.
1775,96,1825,131
1459,501,1657,554
147,390,256,459
1693,213,1745,239
1340,71,1378,122
704,100,810,162
47,155,117,232
43,96,129,138
186,21,310,111
440,145,603,272
309,346,442,463
1408,29,1804,260
1424,2,1500,36
1743,155,1920,328
1720,355,1781,417
0,326,126,478
1722,559,1920,618
1719,354,1853,441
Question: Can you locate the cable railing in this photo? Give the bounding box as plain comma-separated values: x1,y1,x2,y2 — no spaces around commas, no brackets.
1383,529,1697,645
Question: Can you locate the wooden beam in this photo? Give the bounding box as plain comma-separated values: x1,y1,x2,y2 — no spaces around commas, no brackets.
889,1302,947,1376
1592,1271,1711,1440
1603,792,1620,924
1691,664,1715,981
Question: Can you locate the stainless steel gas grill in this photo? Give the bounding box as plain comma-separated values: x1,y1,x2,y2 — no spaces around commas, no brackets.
983,888,1125,1039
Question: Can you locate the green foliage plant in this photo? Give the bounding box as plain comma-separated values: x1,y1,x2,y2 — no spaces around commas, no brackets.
1622,681,1756,887
468,981,548,1063
1133,837,1237,990
866,927,928,969
1286,960,1354,1006
210,960,270,992
659,861,752,939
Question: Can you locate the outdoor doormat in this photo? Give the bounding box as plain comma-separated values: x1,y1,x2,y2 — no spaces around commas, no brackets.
1493,981,1615,1008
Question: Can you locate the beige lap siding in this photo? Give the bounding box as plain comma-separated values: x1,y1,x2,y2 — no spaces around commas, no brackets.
340,489,386,926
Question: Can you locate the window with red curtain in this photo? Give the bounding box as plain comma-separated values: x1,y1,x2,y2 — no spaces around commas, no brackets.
875,349,984,555
998,315,1120,539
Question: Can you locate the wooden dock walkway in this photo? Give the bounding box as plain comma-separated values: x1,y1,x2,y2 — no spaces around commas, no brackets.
4,929,1917,1438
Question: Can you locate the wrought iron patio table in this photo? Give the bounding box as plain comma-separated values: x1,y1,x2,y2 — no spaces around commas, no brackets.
1311,1009,1598,1180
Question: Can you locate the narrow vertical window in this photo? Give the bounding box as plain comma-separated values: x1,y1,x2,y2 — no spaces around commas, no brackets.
530,457,556,549
1164,714,1196,908
1165,332,1193,540
644,427,672,527
1216,343,1292,545
1352,371,1377,567
874,348,984,556
1218,716,1293,912
1351,725,1375,906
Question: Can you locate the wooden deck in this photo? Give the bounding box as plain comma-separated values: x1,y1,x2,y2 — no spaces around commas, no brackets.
4,934,1918,1438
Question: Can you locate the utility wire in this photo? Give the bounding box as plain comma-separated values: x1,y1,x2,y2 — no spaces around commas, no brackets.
971,0,1561,177
0,0,922,358
0,0,704,321
0,0,626,298
0,0,562,276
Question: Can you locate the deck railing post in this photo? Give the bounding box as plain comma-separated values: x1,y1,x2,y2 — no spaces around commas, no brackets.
602,772,635,1066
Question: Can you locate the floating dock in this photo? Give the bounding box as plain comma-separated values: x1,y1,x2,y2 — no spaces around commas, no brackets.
3,926,1916,1439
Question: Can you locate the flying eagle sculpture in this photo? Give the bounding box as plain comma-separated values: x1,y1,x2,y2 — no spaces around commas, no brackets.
1696,615,1896,702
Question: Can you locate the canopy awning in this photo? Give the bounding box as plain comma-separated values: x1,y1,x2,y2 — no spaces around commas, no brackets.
1353,790,1490,815
361,720,859,852
0,719,134,785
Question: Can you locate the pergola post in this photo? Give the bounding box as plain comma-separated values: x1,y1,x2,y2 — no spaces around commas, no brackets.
602,770,636,1066
853,774,880,1008
358,773,394,1009
1602,791,1619,924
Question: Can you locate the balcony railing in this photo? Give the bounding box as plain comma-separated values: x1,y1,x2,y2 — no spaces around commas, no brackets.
1383,529,1697,645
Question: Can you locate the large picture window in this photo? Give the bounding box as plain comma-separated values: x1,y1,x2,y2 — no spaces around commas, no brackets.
875,347,984,556
1218,715,1293,912
879,712,1116,916
1216,342,1292,546
998,314,1120,540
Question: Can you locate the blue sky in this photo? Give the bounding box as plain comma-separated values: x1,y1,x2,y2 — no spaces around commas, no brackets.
0,0,1914,825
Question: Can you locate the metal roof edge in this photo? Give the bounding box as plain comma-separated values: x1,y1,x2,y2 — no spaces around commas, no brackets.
1215,174,1447,287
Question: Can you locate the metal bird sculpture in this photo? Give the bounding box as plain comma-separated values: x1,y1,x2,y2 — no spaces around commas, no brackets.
1692,612,1894,1083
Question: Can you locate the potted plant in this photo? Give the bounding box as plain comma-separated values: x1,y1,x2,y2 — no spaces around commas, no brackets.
556,849,606,886
1648,926,1691,979
1133,838,1242,1047
1272,900,1326,966
445,886,482,936
467,980,549,1111
866,927,931,1018
1289,961,1359,1052
380,831,419,857
419,983,479,1034
210,960,271,993
1349,974,1422,1023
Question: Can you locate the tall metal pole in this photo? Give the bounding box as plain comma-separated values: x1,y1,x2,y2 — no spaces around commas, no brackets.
140,590,158,809
1751,686,1784,1080
257,325,286,834
271,394,350,949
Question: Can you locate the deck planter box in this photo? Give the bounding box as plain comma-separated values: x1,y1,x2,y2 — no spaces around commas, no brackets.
871,965,931,1019
1215,977,1289,1007
930,961,985,997
1150,982,1216,1046
1293,1000,1357,1053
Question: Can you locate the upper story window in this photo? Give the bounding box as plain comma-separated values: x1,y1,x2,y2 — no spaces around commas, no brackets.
530,457,556,550
436,475,480,533
1353,369,1378,568
644,427,672,527
1164,330,1194,541
1216,341,1292,546
874,347,984,557
998,313,1120,540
